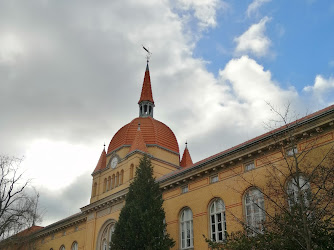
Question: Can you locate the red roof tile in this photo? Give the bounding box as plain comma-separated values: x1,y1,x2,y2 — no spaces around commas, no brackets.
107,117,179,154
93,148,106,173
138,63,154,104
129,125,148,153
15,226,44,237
180,145,193,168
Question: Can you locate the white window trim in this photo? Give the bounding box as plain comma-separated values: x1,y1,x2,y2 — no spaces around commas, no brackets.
244,188,265,235
210,175,219,184
286,146,298,157
181,185,189,194
209,199,227,242
287,175,310,208
244,161,255,172
180,208,194,249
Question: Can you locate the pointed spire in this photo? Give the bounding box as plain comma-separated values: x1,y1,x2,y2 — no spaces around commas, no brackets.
138,61,155,117
180,142,193,168
138,61,154,104
93,147,106,173
129,123,148,153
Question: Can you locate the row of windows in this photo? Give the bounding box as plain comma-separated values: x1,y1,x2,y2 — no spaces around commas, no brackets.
103,170,124,193
50,241,78,250
179,175,310,249
92,164,136,197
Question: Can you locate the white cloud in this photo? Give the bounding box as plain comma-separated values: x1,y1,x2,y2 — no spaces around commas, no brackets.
173,0,227,30
246,0,271,17
303,75,334,105
234,16,271,57
0,34,24,64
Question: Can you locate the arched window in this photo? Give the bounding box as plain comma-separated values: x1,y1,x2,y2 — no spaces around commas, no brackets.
112,174,115,189
60,245,65,250
97,220,116,250
103,178,107,192
92,182,97,197
130,164,134,179
108,176,111,191
209,199,226,242
244,187,265,234
120,170,124,185
287,175,310,208
71,242,78,250
116,172,119,187
180,208,193,249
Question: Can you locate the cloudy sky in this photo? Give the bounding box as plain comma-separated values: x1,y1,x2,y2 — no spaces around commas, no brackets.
1,0,334,226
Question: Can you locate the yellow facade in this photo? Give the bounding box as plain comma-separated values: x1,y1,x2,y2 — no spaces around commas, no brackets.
3,105,330,250
2,63,334,250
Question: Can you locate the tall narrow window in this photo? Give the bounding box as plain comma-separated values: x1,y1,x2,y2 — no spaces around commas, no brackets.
120,170,124,185
210,199,227,242
107,176,111,191
116,172,119,187
71,242,78,250
130,164,134,179
244,188,265,235
112,174,115,189
60,246,65,250
93,182,97,197
180,208,194,249
103,178,107,192
287,175,310,208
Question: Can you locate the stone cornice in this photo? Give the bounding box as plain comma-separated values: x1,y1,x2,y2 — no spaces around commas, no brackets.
158,109,334,190
81,188,128,213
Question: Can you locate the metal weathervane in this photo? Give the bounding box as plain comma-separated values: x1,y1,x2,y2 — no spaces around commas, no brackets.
142,45,152,62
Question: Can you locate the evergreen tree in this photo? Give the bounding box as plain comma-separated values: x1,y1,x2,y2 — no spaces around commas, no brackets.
110,155,175,250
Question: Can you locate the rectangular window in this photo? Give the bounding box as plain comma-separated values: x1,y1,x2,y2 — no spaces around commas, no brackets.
181,185,188,194
286,146,298,157
244,162,255,172
210,175,219,184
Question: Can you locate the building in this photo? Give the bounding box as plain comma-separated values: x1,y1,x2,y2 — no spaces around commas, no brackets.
2,62,334,250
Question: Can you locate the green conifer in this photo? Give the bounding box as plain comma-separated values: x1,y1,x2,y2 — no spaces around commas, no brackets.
111,155,175,250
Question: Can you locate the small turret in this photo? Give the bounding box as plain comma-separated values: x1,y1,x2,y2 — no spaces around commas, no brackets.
180,142,193,168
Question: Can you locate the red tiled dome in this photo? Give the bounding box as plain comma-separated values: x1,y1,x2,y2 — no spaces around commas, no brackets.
107,117,179,155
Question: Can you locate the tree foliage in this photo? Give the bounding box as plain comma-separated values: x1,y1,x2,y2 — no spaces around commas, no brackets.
111,155,175,250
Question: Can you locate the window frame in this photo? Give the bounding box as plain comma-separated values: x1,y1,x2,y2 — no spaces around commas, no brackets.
209,198,227,242
244,187,265,235
180,207,194,249
181,185,189,194
71,241,78,250
286,146,298,157
210,175,219,184
244,161,255,172
286,175,310,208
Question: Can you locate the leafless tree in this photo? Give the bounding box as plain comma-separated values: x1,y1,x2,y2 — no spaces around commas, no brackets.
206,103,334,249
0,155,41,241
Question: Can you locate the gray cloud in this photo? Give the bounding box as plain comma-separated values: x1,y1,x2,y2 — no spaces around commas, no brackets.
37,172,91,226
0,0,331,227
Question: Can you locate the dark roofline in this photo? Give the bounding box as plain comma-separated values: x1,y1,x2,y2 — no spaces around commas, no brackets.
158,104,334,183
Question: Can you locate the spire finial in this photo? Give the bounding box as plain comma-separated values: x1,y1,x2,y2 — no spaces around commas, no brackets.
103,143,106,150
142,45,152,63
185,141,188,148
